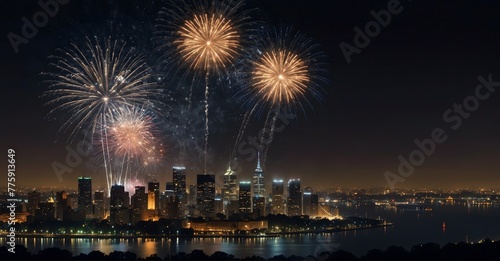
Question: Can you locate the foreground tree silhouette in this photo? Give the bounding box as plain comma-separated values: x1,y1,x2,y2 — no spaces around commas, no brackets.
383,246,410,260
411,242,440,260
210,251,235,260
190,249,209,260
35,247,73,260
325,250,357,261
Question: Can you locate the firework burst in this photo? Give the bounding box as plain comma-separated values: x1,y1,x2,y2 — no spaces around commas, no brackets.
176,13,240,73
106,106,164,187
233,27,327,162
109,106,156,158
252,49,310,106
43,37,163,138
43,37,164,195
241,27,326,113
156,0,251,76
156,0,252,173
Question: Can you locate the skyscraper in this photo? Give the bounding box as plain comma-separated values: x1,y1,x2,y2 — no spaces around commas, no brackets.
287,179,302,216
93,191,105,220
272,180,285,215
223,164,238,215
110,185,129,225
55,191,67,220
197,174,215,217
302,187,313,216
27,190,40,216
172,167,186,199
131,186,147,224
187,184,197,206
253,153,265,215
148,181,160,211
161,182,181,219
35,202,55,222
252,153,265,198
164,195,182,219
165,182,175,197
239,181,252,213
78,176,92,218
303,192,312,216
223,165,238,201
67,193,78,210
310,194,319,217
214,194,224,214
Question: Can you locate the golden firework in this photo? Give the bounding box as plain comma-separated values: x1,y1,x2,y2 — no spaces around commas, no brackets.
175,13,240,72
252,49,310,105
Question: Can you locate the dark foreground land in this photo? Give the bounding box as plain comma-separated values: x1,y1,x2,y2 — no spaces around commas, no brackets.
1,238,500,260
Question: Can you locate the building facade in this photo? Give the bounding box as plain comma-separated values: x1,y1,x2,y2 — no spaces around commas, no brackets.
197,174,216,218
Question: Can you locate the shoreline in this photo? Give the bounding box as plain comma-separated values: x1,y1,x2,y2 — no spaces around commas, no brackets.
4,223,393,239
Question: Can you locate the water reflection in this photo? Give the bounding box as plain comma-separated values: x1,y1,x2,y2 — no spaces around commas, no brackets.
2,205,499,258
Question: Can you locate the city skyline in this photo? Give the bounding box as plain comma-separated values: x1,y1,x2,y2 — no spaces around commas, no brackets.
3,0,500,259
3,1,500,190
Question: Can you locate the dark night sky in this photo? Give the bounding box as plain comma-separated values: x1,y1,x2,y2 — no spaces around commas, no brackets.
2,0,500,190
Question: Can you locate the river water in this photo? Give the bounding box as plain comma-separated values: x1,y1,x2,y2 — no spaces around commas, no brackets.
2,205,499,258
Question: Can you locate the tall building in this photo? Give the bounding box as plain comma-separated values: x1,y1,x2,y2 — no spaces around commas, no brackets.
148,181,160,211
252,153,265,198
238,181,252,213
67,193,78,210
27,190,41,216
197,174,215,217
253,197,266,217
93,191,105,220
302,187,313,216
252,154,265,215
303,192,312,216
214,194,224,214
55,191,67,220
148,191,156,210
131,186,147,224
223,165,238,200
78,177,93,218
35,202,55,222
110,185,129,225
310,194,319,217
187,184,197,206
172,167,187,199
165,182,175,197
287,179,302,216
272,180,285,215
223,164,238,215
164,195,182,219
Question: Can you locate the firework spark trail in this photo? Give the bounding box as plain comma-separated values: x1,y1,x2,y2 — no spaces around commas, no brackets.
232,103,257,157
102,113,113,194
237,28,326,165
263,107,280,164
259,109,273,152
180,76,197,164
157,0,250,172
100,114,112,195
204,72,210,174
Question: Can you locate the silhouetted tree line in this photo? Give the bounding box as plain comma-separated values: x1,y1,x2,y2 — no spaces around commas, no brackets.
1,239,499,260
